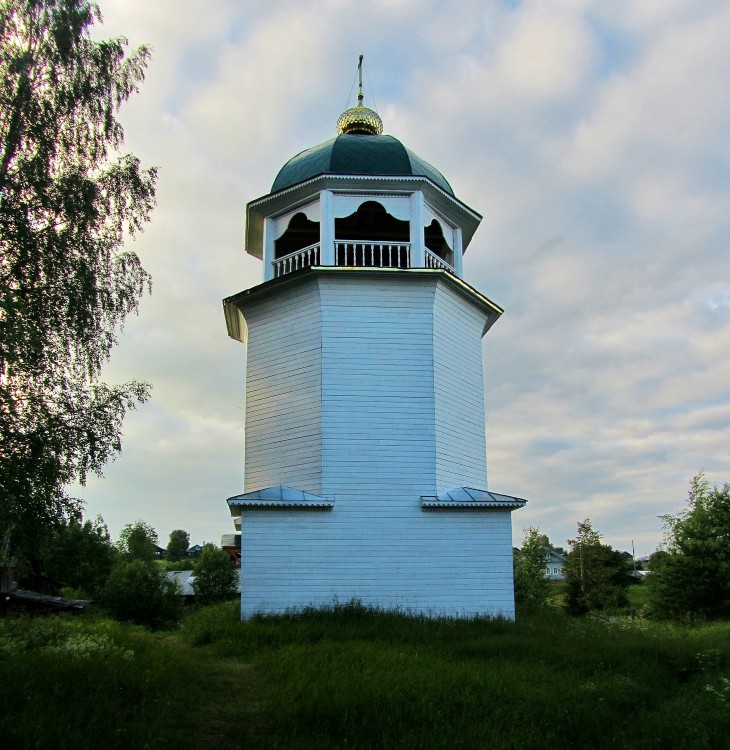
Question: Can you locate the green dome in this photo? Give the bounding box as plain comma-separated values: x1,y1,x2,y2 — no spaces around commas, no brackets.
271,134,454,196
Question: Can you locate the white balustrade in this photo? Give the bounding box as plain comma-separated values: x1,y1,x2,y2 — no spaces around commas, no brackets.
272,243,321,278
273,241,458,277
334,241,411,269
425,248,455,273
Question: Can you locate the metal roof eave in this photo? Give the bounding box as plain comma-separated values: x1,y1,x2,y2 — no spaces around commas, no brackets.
420,501,526,511
226,484,335,514
223,266,503,342
421,486,527,512
229,501,334,512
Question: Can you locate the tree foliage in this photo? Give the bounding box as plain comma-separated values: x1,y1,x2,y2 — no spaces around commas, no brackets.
513,526,551,614
40,513,116,595
565,519,628,615
192,544,238,605
117,520,157,561
0,1,156,565
648,473,730,621
166,529,189,562
100,559,181,629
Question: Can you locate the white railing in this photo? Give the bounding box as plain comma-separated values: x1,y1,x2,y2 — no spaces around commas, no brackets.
273,242,320,278
272,241,457,277
335,241,411,269
425,248,455,273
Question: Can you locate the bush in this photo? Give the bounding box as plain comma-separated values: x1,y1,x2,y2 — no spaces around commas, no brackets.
192,545,238,605
162,559,194,571
117,521,159,562
0,616,196,749
565,520,629,615
40,516,117,597
649,474,730,621
514,526,551,614
100,560,182,629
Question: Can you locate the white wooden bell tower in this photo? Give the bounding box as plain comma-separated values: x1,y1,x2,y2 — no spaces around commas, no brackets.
224,63,525,618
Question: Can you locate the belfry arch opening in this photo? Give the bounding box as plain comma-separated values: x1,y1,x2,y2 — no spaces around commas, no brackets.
425,219,454,267
335,201,410,268
274,212,320,259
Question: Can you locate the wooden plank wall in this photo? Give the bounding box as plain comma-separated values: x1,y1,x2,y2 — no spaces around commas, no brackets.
243,281,323,493
319,274,437,498
433,282,489,491
237,272,515,619
241,508,515,617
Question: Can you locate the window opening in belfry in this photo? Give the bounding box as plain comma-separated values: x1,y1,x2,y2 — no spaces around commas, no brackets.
274,212,320,259
334,201,410,268
425,219,454,267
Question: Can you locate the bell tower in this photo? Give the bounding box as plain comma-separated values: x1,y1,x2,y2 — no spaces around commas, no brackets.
224,61,526,618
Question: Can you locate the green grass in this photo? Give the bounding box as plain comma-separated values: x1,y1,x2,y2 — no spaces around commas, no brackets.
627,580,653,610
0,615,197,749
2,601,730,749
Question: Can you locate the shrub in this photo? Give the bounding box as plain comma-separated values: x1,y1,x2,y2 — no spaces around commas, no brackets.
514,526,551,614
40,516,117,597
100,560,182,629
565,520,629,615
193,544,238,605
649,473,730,621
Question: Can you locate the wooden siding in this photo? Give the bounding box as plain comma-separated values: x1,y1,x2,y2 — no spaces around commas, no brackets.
237,272,493,498
241,501,516,618
433,281,489,491
241,281,323,494
233,270,516,619
319,275,437,498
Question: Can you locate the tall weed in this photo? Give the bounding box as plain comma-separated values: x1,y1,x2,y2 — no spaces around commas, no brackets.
0,615,194,750
180,601,730,749
3,604,730,749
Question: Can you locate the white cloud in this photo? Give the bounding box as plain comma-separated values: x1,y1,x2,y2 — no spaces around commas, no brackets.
70,0,730,556
493,3,596,99
562,5,730,180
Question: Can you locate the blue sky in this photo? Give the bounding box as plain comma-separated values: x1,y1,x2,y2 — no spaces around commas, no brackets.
78,0,730,556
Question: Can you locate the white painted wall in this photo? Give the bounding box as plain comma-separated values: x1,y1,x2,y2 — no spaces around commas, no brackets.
234,270,516,619
318,274,437,498
241,505,515,617
433,282,488,492
242,281,322,493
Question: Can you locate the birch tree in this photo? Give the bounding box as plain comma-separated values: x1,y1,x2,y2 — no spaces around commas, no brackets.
565,519,628,614
0,1,156,571
513,526,551,614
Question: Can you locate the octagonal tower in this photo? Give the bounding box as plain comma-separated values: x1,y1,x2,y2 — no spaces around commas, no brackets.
224,71,525,618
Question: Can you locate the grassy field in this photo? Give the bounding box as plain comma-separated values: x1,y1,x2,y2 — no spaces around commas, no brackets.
1,599,729,749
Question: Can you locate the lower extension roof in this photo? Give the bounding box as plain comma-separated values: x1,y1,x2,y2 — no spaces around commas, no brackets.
227,485,335,513
421,487,527,511
227,485,525,514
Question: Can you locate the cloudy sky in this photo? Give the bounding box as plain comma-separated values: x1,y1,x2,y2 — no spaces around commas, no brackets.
77,0,730,556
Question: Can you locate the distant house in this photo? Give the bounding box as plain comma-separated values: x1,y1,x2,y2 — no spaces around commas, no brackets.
167,570,196,601
17,572,65,596
629,569,650,580
512,547,567,581
166,569,241,601
187,544,203,559
221,534,241,568
546,549,567,580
